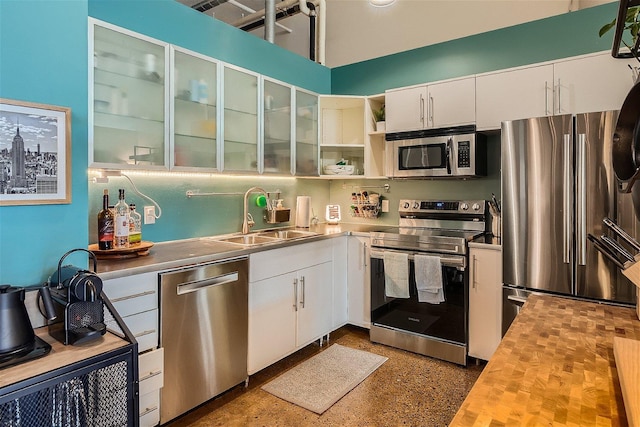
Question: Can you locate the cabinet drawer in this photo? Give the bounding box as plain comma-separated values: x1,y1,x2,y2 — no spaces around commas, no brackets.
103,272,158,317
110,290,158,318
107,309,158,353
250,239,333,282
139,389,160,427
139,347,164,395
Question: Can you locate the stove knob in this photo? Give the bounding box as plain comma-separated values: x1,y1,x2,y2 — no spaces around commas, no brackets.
402,201,410,209
413,201,420,210
472,203,481,211
460,203,469,211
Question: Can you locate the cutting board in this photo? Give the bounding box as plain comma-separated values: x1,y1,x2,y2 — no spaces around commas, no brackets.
622,263,640,319
614,337,640,427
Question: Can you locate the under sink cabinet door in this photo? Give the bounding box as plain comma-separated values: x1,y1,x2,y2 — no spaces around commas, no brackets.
248,271,298,374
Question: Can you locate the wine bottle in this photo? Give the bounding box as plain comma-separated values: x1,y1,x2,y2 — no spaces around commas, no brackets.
97,189,114,250
114,189,130,248
128,203,142,245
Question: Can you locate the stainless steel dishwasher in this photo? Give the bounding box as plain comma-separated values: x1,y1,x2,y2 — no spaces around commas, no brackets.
159,256,248,424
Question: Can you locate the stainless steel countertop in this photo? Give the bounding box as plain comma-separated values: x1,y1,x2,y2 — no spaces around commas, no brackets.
96,223,392,280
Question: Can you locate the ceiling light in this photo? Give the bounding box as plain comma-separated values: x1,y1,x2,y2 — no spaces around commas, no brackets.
369,0,396,7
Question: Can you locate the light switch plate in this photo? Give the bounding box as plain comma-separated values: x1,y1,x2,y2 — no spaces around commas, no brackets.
144,206,156,224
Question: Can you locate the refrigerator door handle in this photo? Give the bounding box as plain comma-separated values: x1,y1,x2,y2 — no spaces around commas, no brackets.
563,133,572,264
577,133,587,266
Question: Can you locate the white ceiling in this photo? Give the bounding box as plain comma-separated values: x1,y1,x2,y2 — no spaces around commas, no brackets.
177,0,616,68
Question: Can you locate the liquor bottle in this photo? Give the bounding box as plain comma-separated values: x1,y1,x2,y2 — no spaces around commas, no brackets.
114,189,130,248
97,189,114,250
128,203,142,246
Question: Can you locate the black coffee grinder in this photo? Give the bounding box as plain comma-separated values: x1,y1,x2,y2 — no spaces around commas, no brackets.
46,248,106,345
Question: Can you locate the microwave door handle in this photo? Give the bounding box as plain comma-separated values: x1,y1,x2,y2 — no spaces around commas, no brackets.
446,138,452,174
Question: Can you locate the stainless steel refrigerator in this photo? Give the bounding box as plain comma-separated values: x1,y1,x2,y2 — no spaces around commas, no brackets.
501,111,638,333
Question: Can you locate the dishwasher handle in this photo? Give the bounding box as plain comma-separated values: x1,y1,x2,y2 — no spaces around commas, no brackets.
177,272,239,295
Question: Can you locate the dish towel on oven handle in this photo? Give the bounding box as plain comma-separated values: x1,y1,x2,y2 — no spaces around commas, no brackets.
414,254,444,304
383,251,409,298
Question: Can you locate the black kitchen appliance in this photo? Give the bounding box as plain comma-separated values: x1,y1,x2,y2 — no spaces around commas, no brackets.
0,284,56,369
47,248,107,345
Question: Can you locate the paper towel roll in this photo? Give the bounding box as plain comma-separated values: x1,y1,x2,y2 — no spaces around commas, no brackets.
296,196,311,228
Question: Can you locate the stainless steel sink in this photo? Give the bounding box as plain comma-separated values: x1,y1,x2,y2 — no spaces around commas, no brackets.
255,230,319,240
215,235,280,246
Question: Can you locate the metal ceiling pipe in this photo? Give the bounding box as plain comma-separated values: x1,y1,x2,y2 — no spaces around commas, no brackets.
265,0,276,43
232,0,303,28
308,2,316,62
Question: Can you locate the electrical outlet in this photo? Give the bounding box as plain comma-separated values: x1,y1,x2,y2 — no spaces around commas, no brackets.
144,206,156,224
381,199,390,213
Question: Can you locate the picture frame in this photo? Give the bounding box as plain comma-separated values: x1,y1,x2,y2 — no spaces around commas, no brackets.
0,98,71,205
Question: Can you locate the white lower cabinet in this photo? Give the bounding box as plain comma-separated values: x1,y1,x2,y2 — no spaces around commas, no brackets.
248,240,334,375
347,235,371,328
103,271,163,426
468,244,502,361
138,348,164,427
332,236,348,329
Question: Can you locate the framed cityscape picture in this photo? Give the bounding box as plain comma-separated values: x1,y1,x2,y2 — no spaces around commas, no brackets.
0,99,71,205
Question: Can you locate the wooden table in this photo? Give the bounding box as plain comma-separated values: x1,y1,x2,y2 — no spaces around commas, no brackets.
0,328,128,389
450,294,640,426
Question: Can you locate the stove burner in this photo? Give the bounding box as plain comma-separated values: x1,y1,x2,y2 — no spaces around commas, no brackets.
0,336,51,370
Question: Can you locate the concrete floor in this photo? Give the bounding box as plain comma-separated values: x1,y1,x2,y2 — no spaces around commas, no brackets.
166,325,484,427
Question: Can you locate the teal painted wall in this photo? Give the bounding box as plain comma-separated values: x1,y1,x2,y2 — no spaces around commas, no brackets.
0,0,89,286
88,0,331,94
331,3,619,95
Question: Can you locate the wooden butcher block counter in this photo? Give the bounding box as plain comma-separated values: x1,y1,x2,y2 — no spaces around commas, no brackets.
450,294,640,427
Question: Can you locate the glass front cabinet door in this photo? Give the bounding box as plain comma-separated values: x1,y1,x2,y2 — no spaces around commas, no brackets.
171,47,219,171
263,78,293,175
90,19,169,169
223,65,259,173
295,89,319,176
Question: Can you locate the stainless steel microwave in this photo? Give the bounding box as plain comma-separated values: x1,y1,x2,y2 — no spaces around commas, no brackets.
385,131,486,178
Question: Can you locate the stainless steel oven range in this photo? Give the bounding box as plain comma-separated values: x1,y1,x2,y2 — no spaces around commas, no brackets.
369,199,487,365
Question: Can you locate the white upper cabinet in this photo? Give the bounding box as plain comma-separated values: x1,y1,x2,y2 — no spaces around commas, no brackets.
385,77,476,133
476,64,553,130
294,88,320,176
385,85,427,133
476,52,637,130
263,77,293,174
427,77,476,128
90,19,170,169
222,65,259,173
553,53,637,115
171,47,219,171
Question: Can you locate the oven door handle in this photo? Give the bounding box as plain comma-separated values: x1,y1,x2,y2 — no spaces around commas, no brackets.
370,249,466,269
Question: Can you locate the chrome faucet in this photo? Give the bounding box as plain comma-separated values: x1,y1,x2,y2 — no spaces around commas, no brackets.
242,186,267,234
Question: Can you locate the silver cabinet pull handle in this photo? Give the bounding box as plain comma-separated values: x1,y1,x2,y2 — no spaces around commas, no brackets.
300,276,306,308
472,255,478,289
293,278,298,311
111,290,155,303
134,329,155,338
556,79,562,114
429,95,434,125
419,93,425,124
140,406,159,417
140,369,162,382
363,242,368,268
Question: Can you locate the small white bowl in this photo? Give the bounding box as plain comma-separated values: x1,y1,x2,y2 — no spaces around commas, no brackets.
324,165,355,175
